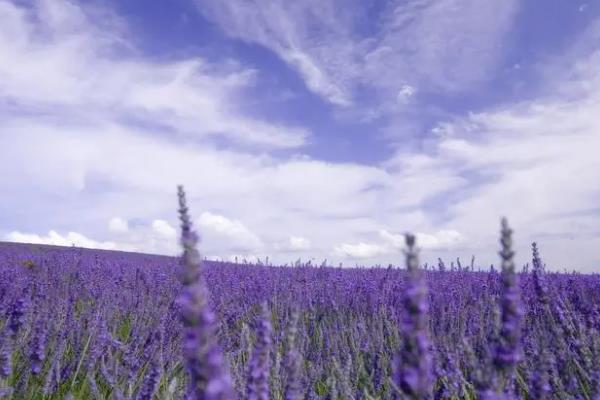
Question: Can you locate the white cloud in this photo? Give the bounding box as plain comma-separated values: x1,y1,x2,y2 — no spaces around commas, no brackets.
3,61,599,269
0,0,308,149
380,29,600,270
333,228,465,260
379,229,465,251
196,0,356,106
397,84,416,103
288,236,311,251
417,230,465,250
370,0,518,94
197,212,263,251
196,0,518,109
108,217,129,234
4,219,183,255
333,242,387,259
151,219,177,238
5,230,117,250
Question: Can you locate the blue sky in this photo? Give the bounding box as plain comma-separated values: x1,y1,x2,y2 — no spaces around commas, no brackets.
1,0,599,271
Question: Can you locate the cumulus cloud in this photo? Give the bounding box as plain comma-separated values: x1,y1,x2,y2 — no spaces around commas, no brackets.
333,242,387,259
379,229,465,251
197,212,263,251
288,236,311,251
151,219,177,238
4,219,182,255
333,229,465,260
108,217,129,234
275,235,312,252
5,230,117,250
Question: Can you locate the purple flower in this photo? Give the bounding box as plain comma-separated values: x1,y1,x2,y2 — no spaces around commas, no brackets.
246,303,272,400
531,242,549,305
0,334,13,379
283,311,303,400
176,185,235,400
529,369,552,400
0,292,30,379
29,316,47,375
8,295,29,340
493,219,523,391
136,359,161,400
393,233,432,400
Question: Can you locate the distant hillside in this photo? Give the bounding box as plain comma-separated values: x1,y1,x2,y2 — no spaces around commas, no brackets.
0,240,177,261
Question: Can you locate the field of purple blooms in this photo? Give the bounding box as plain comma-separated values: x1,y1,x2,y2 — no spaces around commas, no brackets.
0,187,599,399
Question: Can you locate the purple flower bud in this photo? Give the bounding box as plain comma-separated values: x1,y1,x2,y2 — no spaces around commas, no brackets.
0,293,30,379
394,233,432,399
176,186,235,400
246,303,272,400
29,316,47,375
529,370,551,400
0,335,13,379
8,295,29,340
283,311,303,400
137,360,161,400
531,242,549,305
493,219,523,392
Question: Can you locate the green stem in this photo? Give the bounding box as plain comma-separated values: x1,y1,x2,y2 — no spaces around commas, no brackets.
70,333,93,393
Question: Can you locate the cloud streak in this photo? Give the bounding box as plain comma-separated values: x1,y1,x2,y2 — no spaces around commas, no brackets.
196,0,519,110
0,0,308,149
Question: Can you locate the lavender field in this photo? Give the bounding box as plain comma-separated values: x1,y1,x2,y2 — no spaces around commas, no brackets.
3,0,600,399
0,188,597,400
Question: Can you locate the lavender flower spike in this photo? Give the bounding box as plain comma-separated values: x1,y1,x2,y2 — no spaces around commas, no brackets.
283,310,303,400
531,242,549,305
494,218,523,389
0,293,29,378
29,315,47,375
394,233,432,400
246,302,272,400
176,185,235,400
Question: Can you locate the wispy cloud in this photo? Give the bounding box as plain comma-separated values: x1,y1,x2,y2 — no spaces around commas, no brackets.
0,0,308,148
368,0,518,94
196,0,519,110
196,0,358,105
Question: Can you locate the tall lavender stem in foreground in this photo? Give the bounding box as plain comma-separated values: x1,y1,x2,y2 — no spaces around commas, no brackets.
176,185,235,400
493,218,523,394
246,303,272,400
393,233,432,399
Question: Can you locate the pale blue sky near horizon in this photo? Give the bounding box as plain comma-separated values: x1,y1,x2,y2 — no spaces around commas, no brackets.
1,0,599,271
